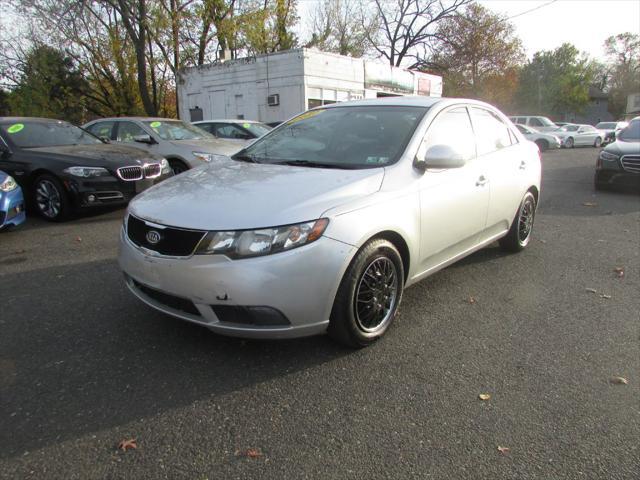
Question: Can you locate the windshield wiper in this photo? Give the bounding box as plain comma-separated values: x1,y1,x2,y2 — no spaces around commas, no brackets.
232,153,260,164
273,160,359,169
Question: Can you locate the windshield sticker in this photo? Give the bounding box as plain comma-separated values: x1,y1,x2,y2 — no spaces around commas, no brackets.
150,121,161,128
286,110,324,125
7,123,24,134
243,123,251,129
366,156,389,165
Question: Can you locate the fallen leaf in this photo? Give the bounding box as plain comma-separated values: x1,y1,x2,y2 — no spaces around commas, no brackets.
467,296,477,304
13,249,26,254
539,239,547,244
497,446,510,454
478,393,491,401
611,376,628,385
236,448,263,459
585,288,597,294
75,236,82,243
582,202,597,207
118,438,137,451
614,267,624,278
600,294,611,299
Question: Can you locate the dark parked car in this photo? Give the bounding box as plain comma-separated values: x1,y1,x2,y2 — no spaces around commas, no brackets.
595,117,640,191
0,117,172,221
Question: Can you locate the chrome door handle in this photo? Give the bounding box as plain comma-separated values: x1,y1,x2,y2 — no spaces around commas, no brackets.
476,175,488,186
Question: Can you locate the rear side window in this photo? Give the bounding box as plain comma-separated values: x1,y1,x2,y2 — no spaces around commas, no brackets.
87,121,115,139
196,123,216,135
470,107,513,156
423,107,476,160
117,122,146,142
529,117,544,127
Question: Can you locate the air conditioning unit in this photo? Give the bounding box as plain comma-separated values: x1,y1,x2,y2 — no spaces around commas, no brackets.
267,94,280,106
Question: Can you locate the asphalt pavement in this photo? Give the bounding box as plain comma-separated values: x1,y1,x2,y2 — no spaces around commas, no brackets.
0,148,638,479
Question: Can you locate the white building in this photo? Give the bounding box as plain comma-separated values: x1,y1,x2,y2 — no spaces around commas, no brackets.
177,48,443,124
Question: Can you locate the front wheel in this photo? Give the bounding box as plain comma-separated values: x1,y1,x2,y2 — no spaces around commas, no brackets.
328,239,404,348
499,191,537,253
33,174,71,221
565,137,574,148
169,159,189,175
535,139,549,152
594,137,602,148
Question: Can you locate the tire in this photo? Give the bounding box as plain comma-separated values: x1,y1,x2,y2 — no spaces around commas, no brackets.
328,239,404,348
594,137,602,148
565,137,574,148
33,174,71,222
499,191,537,253
169,159,189,175
535,139,549,152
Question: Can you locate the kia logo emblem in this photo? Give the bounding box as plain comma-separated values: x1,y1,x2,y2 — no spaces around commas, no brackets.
146,230,162,245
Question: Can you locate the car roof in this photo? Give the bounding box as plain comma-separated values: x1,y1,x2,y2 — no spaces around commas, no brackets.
194,119,263,124
0,116,68,123
86,116,180,123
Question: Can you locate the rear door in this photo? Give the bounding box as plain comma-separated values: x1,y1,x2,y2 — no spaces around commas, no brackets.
417,106,490,272
470,106,526,240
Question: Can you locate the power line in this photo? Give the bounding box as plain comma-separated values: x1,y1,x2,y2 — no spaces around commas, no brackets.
505,0,560,21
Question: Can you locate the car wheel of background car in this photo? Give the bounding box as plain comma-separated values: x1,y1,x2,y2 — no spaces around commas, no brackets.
535,139,549,152
499,191,537,253
328,238,404,348
594,137,602,148
565,137,574,148
169,159,189,175
33,174,71,222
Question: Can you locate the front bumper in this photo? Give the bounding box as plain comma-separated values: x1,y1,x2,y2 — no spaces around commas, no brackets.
118,228,356,339
595,156,640,189
64,172,172,208
0,187,26,228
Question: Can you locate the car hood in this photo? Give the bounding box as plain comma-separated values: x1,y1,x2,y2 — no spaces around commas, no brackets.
25,144,160,167
129,160,385,230
603,139,640,156
170,138,242,156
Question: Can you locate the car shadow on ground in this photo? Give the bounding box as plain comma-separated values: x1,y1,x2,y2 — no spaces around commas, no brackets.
14,206,126,232
0,259,352,459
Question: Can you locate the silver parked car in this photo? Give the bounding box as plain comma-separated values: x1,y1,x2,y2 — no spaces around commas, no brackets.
193,119,272,146
83,117,241,174
119,97,541,347
553,124,604,148
514,124,561,151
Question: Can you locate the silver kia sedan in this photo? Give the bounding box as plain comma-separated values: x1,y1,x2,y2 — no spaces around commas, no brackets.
119,97,541,347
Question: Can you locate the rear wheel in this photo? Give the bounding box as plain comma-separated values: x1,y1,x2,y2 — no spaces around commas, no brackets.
169,159,189,175
499,191,536,253
328,239,404,348
535,139,549,152
594,137,602,147
33,174,71,222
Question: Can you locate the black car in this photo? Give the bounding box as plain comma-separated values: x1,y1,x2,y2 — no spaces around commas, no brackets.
595,117,640,191
0,117,172,221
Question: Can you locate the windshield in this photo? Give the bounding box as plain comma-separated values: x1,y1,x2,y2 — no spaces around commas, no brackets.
558,125,579,132
596,122,616,129
237,106,427,168
242,122,272,137
144,120,214,141
617,120,640,142
0,120,102,148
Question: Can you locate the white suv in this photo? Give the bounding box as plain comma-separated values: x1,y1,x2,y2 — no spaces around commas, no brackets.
509,116,558,132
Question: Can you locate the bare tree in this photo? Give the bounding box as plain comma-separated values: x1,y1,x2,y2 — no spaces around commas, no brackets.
368,0,471,67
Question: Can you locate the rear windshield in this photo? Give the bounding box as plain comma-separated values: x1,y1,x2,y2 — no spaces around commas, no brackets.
617,120,640,142
238,106,427,169
144,120,214,141
0,120,102,148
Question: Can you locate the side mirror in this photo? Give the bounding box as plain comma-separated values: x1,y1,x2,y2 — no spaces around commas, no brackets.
415,144,469,171
134,134,155,144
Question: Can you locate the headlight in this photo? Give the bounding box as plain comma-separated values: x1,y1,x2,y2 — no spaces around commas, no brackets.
192,151,227,163
196,218,329,258
63,166,111,178
599,151,620,161
160,158,171,174
0,175,18,192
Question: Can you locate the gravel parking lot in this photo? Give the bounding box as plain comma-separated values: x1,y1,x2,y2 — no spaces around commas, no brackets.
1,148,638,479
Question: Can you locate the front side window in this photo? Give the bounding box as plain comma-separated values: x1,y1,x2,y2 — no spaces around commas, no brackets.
238,106,427,169
143,120,213,141
0,120,102,148
529,117,544,127
216,124,251,139
422,107,476,160
117,122,146,142
87,121,115,139
470,107,512,156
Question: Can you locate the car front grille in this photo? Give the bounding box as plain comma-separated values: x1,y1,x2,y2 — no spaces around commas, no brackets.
132,279,201,316
117,166,143,181
621,155,640,173
127,215,207,257
117,163,162,181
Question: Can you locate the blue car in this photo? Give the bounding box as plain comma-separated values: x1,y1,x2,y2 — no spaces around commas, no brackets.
0,170,26,229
